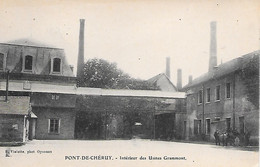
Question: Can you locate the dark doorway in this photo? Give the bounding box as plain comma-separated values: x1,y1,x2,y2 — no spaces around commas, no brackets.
155,113,175,140
29,118,36,140
75,111,104,140
226,118,231,131
183,121,186,138
239,116,245,134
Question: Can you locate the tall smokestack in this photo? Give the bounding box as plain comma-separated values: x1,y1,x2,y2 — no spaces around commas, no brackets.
166,57,171,79
77,19,85,79
208,21,217,72
177,69,182,90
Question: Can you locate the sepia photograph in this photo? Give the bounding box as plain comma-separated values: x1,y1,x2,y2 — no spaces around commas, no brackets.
0,0,259,166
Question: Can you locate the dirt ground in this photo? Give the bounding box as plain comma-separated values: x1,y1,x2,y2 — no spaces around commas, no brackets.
0,139,258,167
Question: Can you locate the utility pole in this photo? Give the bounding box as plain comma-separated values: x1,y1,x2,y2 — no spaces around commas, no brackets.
232,72,236,129
153,110,155,140
105,109,108,140
202,84,205,136
5,70,9,102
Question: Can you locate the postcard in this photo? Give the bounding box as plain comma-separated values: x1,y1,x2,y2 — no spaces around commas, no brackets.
0,0,259,167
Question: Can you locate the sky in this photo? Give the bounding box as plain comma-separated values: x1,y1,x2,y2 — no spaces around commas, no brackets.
0,0,259,86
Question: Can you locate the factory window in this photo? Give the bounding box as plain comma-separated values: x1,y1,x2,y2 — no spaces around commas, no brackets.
53,58,61,72
198,90,203,104
0,53,4,70
22,55,34,72
48,119,60,133
226,83,231,99
24,55,33,71
215,85,220,101
183,121,186,137
226,118,231,131
206,119,211,135
51,94,59,100
206,88,210,103
194,120,201,135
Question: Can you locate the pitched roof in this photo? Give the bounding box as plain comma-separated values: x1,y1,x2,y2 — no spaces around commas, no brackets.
0,96,30,115
147,73,177,91
0,39,74,77
147,73,167,83
5,38,60,49
182,50,260,89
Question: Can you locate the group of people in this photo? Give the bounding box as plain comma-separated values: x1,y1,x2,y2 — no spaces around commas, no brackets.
214,129,250,146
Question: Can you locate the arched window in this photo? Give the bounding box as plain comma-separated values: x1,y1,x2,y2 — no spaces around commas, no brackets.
25,55,33,71
0,53,4,70
53,58,61,72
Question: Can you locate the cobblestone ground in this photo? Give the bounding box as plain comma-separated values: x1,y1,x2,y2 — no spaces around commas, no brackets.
0,139,258,167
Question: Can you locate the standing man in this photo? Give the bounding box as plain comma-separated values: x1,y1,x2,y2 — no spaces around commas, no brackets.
214,129,220,145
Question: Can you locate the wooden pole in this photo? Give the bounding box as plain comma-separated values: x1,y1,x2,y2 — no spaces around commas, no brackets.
5,70,9,102
153,107,156,140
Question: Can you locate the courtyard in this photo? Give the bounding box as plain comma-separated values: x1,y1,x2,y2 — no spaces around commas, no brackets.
0,139,258,167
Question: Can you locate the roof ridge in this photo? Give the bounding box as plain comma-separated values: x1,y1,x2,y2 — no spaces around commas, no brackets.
182,50,259,89
4,38,59,49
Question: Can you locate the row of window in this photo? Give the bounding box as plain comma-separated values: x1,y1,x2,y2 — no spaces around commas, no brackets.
40,117,248,135
0,53,62,73
193,116,245,135
198,83,231,104
0,53,4,70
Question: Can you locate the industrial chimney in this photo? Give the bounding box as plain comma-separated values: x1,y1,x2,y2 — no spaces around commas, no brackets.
208,21,217,72
77,19,85,79
166,57,171,79
177,69,182,91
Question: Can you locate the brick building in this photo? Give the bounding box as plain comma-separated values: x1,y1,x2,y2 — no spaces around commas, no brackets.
182,51,259,144
181,22,259,145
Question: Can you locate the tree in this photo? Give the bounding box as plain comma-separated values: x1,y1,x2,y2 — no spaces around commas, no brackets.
78,58,158,90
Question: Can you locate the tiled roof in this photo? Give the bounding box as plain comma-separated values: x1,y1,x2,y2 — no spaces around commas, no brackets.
182,50,260,89
0,96,30,115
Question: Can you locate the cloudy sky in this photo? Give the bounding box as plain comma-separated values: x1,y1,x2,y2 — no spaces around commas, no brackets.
0,0,259,86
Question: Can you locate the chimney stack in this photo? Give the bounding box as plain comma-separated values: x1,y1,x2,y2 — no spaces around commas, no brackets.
77,19,85,79
166,57,171,79
208,21,217,72
177,69,182,90
188,75,193,84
